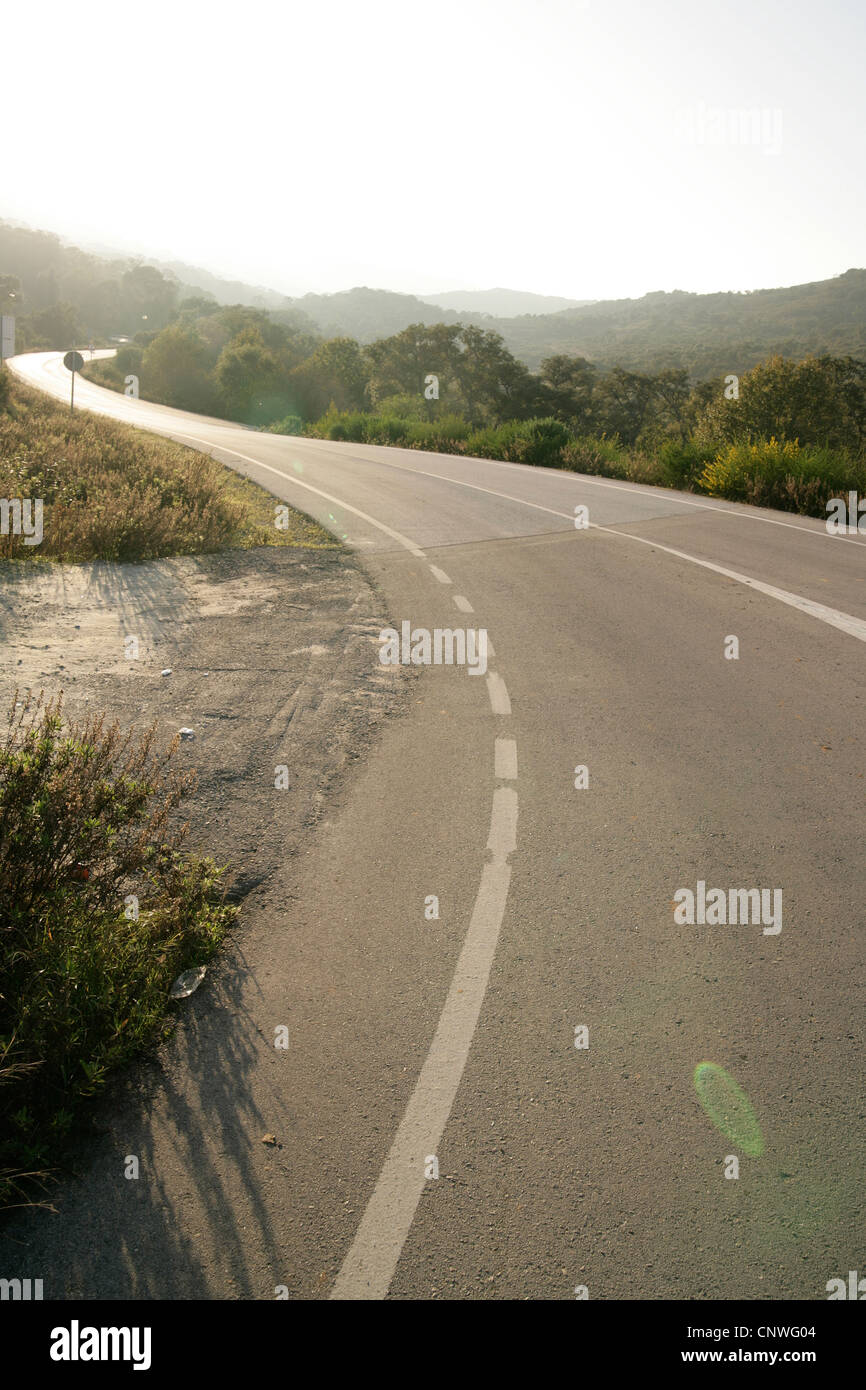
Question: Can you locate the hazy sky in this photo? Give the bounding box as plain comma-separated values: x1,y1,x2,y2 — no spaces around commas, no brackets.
3,0,864,301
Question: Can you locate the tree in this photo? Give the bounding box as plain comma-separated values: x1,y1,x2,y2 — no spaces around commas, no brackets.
120,264,178,334
592,367,657,444
288,337,369,418
23,302,81,350
539,355,597,428
214,328,290,423
695,354,866,453
455,325,542,421
0,274,21,312
141,324,215,412
364,322,540,424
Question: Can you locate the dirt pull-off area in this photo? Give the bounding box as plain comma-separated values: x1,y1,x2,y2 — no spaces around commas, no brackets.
0,538,421,1295
0,543,417,1292
0,547,406,898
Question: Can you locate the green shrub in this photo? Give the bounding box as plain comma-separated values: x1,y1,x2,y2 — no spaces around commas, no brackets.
623,450,667,486
699,437,865,516
308,408,472,454
269,413,304,436
309,408,372,441
659,437,716,489
466,417,573,467
0,695,238,1209
403,415,471,451
373,394,429,420
367,415,408,445
561,434,630,478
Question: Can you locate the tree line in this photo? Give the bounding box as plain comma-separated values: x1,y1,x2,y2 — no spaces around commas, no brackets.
86,303,866,459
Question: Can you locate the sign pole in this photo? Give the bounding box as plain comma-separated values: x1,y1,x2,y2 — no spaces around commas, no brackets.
63,349,84,412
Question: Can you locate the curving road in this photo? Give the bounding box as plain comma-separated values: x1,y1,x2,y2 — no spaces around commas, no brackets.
6,350,865,1300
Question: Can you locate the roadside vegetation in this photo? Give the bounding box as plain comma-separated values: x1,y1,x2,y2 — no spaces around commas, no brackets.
72,305,866,522
293,352,866,519
4,220,864,521
0,695,237,1211
0,371,337,560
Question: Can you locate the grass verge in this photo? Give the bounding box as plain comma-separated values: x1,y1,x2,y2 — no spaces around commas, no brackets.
0,371,338,561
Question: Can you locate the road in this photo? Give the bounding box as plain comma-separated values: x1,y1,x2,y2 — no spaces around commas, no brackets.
5,350,865,1300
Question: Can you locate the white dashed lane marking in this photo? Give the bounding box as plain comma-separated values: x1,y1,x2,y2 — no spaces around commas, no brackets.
486,672,512,716
495,737,518,780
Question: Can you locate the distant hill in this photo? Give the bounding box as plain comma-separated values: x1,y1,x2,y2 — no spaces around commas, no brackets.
155,259,296,311
271,276,866,377
422,288,591,317
290,286,484,340
488,272,866,376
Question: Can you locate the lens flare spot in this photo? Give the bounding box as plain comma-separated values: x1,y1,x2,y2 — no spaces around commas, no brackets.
693,1061,764,1156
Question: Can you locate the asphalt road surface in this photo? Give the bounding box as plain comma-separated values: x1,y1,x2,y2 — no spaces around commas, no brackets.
6,351,865,1300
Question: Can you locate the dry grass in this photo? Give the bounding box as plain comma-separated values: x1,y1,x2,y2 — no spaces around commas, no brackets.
0,373,338,562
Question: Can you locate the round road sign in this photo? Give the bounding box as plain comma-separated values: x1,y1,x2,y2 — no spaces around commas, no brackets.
63,350,85,372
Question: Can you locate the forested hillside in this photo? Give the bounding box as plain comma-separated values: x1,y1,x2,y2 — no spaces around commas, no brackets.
3,220,863,377
492,271,866,375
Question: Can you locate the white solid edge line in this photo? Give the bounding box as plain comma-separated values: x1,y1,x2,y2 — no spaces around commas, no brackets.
304,428,866,549
169,429,429,559
135,423,866,646
12,352,866,552
263,448,866,651
8,356,426,559
330,786,517,1300
145,428,523,1297
592,523,866,644
18,351,866,623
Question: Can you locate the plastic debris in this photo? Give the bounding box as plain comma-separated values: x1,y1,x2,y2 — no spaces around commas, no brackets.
179,727,195,739
161,669,172,677
170,965,207,1000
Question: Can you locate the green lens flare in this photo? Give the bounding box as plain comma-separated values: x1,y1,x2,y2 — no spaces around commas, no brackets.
693,1061,764,1156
